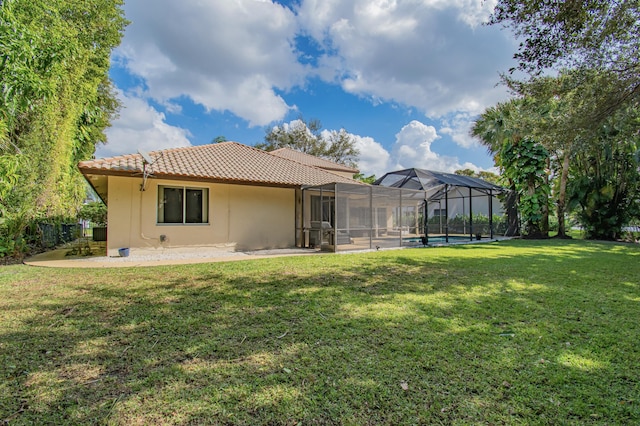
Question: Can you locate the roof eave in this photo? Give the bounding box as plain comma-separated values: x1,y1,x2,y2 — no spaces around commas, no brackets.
77,167,336,189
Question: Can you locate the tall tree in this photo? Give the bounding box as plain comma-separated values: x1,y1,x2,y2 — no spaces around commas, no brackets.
454,169,500,185
500,137,550,239
471,100,523,236
477,74,640,240
471,99,551,237
567,107,640,239
512,71,586,238
485,2,639,239
257,118,359,168
257,118,323,155
489,0,639,130
477,171,501,185
353,173,376,184
323,128,359,168
0,0,127,257
506,69,640,237
454,169,475,177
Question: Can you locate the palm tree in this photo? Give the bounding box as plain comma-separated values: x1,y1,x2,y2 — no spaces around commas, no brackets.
471,101,523,237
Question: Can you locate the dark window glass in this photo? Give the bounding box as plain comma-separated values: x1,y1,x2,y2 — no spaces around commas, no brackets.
163,187,183,223
185,189,203,223
159,186,208,224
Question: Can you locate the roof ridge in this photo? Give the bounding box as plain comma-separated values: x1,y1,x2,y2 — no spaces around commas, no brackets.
262,146,360,182
146,141,239,155
268,147,359,173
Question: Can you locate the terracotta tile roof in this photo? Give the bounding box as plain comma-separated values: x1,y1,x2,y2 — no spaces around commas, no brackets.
78,142,359,187
270,148,359,173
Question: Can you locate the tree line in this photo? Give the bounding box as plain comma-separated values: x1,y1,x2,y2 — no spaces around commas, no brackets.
472,0,639,240
0,0,127,258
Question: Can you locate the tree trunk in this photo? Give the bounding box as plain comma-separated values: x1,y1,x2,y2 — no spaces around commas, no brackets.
504,185,520,237
541,158,550,236
524,180,545,238
556,152,571,238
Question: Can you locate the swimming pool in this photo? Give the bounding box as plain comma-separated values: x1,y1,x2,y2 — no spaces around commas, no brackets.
403,235,480,245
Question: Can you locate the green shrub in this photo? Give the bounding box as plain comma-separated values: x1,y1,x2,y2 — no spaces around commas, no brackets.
78,201,107,226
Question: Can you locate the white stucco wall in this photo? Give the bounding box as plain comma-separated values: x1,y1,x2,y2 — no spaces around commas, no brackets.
106,176,295,256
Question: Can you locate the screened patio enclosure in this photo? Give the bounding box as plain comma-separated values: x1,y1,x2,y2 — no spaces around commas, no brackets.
373,168,507,243
299,183,428,252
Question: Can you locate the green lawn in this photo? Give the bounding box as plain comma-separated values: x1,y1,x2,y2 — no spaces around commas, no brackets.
1,239,639,425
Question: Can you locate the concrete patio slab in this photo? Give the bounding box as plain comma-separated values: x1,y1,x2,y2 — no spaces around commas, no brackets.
24,246,322,268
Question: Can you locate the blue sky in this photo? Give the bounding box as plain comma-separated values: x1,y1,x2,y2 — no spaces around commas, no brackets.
101,0,518,177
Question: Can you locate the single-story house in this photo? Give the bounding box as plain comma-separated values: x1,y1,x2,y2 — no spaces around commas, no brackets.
78,142,360,256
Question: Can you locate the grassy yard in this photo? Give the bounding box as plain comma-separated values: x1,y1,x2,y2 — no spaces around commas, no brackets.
1,239,639,425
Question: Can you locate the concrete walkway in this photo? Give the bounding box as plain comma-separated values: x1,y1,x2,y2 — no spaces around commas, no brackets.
24,237,508,269
24,246,322,268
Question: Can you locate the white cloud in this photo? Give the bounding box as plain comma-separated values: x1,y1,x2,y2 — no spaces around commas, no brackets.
419,0,498,27
112,0,513,137
390,120,466,173
439,112,479,148
105,0,512,171
276,120,469,177
352,135,390,177
350,120,487,177
97,91,192,158
297,0,513,118
116,0,305,126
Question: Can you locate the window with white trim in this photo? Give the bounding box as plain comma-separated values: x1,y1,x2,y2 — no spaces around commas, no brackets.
158,185,209,224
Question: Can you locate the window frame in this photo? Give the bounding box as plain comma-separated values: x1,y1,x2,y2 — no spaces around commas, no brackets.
432,208,447,218
157,185,209,225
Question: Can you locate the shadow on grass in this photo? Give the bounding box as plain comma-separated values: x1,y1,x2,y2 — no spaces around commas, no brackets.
1,239,639,424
